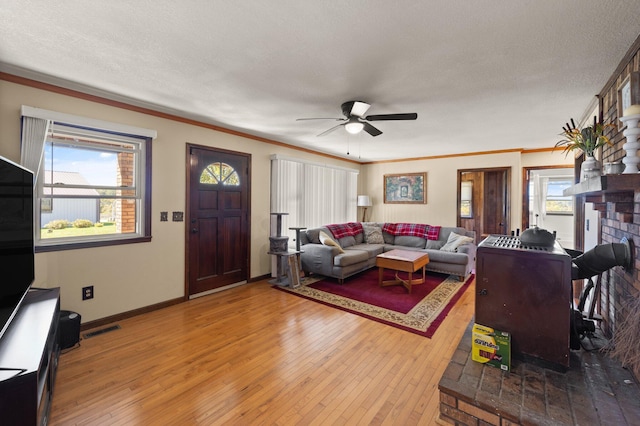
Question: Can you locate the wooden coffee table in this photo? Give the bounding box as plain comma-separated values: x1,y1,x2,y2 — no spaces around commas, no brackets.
375,249,430,294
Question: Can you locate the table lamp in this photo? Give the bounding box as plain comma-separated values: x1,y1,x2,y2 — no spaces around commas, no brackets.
357,195,372,222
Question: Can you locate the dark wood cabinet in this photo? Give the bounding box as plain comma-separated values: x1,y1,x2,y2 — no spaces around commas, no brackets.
0,288,61,425
475,238,572,370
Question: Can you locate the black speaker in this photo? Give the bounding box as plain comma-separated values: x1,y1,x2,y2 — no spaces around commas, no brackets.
59,310,81,349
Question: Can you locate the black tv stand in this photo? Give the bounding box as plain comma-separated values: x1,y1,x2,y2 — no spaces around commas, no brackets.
0,287,61,425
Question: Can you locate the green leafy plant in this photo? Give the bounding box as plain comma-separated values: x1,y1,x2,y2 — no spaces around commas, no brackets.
554,117,614,157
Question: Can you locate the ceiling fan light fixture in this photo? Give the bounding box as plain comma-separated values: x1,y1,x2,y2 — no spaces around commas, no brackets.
345,120,364,134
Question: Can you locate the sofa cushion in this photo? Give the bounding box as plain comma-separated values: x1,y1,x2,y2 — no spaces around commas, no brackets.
426,239,444,250
347,243,384,258
319,231,344,253
338,235,356,248
306,227,330,244
427,249,469,265
394,235,426,248
362,223,385,244
438,227,473,242
334,250,369,267
441,232,474,252
382,231,395,244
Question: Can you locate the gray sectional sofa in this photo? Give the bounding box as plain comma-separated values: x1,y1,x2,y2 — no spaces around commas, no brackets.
298,222,476,283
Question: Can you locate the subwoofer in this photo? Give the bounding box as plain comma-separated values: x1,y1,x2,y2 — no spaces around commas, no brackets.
59,310,81,349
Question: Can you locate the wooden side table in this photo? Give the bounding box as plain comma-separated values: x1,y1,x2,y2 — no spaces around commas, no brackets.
375,249,430,294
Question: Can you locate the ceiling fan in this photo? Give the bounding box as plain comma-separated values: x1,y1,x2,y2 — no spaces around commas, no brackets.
297,101,417,137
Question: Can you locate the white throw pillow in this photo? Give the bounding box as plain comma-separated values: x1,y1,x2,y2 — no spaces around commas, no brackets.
440,232,474,252
319,231,345,253
362,224,385,244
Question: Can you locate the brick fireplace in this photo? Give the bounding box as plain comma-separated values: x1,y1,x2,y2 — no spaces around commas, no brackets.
595,32,640,380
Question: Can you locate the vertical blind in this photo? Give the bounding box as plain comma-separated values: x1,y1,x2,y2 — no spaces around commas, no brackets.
271,155,358,241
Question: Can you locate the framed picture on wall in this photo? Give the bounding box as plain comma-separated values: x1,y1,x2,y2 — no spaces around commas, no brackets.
618,72,640,120
383,172,427,204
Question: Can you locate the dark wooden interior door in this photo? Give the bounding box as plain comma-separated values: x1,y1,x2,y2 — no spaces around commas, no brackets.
483,170,508,235
457,167,510,240
187,145,250,296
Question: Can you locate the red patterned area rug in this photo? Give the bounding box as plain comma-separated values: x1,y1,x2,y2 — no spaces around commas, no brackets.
275,268,474,338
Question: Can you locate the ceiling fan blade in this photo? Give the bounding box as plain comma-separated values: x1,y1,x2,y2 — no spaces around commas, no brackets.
317,123,345,137
363,122,382,137
350,101,371,118
365,113,418,121
341,101,370,118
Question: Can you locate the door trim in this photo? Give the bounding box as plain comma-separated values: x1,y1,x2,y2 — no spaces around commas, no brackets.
184,143,252,300
521,165,574,230
456,167,511,237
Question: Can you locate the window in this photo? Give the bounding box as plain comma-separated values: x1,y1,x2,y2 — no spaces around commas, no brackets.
270,155,358,242
460,181,473,218
21,107,155,251
200,162,240,185
545,178,573,214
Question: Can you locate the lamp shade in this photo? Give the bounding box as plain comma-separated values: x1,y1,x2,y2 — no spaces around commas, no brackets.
357,195,372,207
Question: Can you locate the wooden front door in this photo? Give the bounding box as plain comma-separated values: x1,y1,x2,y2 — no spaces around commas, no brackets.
186,145,250,296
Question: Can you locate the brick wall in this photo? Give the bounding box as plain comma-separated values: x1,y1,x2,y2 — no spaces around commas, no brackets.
597,34,640,379
439,391,518,426
116,152,136,233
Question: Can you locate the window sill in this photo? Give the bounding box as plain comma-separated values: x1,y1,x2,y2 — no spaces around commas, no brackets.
35,236,152,252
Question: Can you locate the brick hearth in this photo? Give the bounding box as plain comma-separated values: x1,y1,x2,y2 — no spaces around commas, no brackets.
438,322,640,425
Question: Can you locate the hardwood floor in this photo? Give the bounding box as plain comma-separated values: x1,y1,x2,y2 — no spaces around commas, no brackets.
49,277,475,425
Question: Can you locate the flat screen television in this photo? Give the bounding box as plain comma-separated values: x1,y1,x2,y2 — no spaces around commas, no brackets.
0,155,34,341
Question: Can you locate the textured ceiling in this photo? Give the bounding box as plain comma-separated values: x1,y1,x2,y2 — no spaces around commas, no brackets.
2,1,640,162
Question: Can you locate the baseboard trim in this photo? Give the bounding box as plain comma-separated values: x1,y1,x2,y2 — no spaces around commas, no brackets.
80,297,184,331
248,273,271,283
80,274,271,331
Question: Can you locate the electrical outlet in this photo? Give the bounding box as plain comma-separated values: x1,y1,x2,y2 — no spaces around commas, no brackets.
82,285,94,300
172,211,184,222
160,211,168,222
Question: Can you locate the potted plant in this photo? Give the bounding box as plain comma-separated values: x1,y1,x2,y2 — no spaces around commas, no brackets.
554,117,614,181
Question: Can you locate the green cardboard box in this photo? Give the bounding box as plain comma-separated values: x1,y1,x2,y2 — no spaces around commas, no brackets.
471,323,511,372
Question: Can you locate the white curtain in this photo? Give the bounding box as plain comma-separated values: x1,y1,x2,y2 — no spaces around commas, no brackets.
271,155,358,242
20,115,50,185
532,175,548,228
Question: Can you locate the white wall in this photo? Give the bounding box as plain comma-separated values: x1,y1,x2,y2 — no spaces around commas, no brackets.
0,80,360,322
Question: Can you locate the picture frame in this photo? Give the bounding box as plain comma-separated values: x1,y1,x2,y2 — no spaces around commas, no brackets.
383,172,427,204
618,72,640,120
